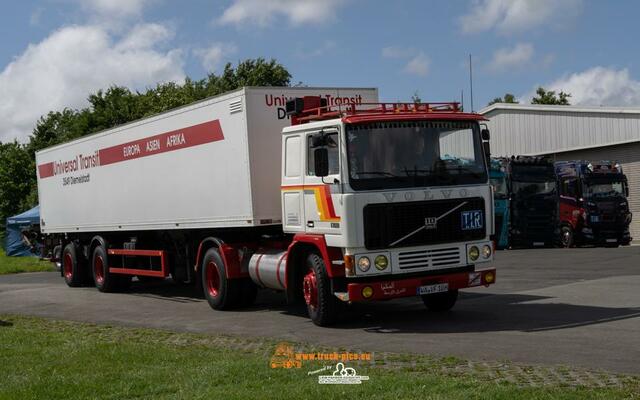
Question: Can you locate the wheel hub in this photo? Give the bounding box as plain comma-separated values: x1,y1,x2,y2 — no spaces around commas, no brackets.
303,269,318,309
94,255,105,285
63,253,73,280
206,261,221,298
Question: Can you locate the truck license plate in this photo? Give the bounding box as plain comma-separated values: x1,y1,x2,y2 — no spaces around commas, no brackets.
417,283,449,295
461,210,483,230
606,239,617,243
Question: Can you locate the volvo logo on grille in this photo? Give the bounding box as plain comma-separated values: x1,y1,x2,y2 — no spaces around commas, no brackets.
424,217,437,229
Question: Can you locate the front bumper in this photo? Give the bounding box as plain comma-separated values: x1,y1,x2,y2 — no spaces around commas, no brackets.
341,268,496,302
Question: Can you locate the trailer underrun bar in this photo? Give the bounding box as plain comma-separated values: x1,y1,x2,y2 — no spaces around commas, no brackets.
107,249,168,278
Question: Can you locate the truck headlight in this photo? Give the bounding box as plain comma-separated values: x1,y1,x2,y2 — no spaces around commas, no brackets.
374,255,388,271
482,245,492,259
468,246,479,261
357,256,371,272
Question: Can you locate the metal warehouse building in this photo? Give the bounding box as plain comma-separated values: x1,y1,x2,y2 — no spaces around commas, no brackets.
480,103,640,241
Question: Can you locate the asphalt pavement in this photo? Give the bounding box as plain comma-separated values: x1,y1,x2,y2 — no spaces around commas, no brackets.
1,246,638,374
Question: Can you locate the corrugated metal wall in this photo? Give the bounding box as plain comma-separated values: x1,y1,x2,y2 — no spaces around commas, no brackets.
483,108,640,157
549,142,640,242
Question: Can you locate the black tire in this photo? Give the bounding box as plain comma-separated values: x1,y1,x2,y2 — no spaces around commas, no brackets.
92,245,121,293
201,248,242,310
560,225,574,248
304,253,342,326
421,289,459,312
62,243,84,287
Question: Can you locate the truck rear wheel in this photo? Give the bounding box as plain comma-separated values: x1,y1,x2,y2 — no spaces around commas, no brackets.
421,289,458,312
201,248,242,310
62,243,84,287
303,253,341,326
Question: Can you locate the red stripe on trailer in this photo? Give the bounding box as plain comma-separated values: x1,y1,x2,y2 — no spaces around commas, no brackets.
36,119,224,179
276,252,286,289
38,162,54,178
107,248,168,278
254,253,265,286
99,119,224,166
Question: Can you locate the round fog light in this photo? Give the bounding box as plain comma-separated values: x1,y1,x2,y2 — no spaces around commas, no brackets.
468,246,479,261
374,255,388,271
484,272,495,284
362,286,374,299
482,245,492,259
357,256,371,272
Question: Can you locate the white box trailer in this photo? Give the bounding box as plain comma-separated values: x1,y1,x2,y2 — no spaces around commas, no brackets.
36,87,378,233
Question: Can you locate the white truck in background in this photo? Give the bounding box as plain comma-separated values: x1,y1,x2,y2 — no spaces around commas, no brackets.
37,86,496,326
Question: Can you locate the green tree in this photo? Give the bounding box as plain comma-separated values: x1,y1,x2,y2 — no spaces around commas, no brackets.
0,141,35,230
487,93,519,106
531,87,571,105
411,91,421,104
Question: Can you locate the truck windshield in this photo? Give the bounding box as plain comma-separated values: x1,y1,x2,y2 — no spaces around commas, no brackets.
511,181,556,196
584,180,625,198
346,120,487,190
490,177,508,199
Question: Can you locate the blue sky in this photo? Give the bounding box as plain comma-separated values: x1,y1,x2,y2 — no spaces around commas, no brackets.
1,0,640,142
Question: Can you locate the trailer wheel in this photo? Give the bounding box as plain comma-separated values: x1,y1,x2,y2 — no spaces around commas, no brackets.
202,248,242,310
560,226,574,248
62,243,84,287
92,245,120,293
303,253,341,326
421,289,458,312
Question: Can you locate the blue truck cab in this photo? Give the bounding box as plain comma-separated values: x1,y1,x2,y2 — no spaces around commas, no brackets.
490,158,510,249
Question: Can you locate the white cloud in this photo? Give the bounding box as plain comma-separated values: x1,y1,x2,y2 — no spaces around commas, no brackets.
459,0,583,34
488,43,534,71
194,43,237,72
76,0,152,18
295,40,336,58
0,24,185,142
533,67,640,106
218,0,347,26
404,52,429,77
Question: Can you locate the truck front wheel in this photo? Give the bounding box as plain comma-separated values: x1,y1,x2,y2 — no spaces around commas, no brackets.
201,248,242,310
303,253,341,326
560,226,574,248
62,243,84,287
421,289,458,312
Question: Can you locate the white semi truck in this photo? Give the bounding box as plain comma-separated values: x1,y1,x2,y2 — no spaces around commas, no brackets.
37,86,496,326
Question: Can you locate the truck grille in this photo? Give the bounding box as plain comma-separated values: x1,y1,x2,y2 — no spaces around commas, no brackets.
363,197,486,250
396,247,461,270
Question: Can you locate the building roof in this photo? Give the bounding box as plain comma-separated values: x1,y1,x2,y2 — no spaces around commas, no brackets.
477,103,640,156
480,103,640,116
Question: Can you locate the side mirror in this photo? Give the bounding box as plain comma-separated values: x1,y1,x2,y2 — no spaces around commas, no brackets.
624,181,629,197
481,128,490,141
314,148,329,177
482,141,491,161
311,132,329,148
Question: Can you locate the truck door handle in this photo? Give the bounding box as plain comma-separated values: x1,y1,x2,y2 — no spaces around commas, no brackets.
307,221,315,228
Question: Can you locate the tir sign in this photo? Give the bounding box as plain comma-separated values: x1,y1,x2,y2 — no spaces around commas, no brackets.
461,210,483,230
424,217,437,229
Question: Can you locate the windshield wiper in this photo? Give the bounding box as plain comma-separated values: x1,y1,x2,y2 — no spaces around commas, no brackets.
448,166,483,178
354,170,402,178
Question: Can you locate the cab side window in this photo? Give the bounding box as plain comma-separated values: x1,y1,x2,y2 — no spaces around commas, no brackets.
307,132,339,176
561,178,579,198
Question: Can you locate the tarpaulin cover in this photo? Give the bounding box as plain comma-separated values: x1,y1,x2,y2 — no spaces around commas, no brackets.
5,206,40,257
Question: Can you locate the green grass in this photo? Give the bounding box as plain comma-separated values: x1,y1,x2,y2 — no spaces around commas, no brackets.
0,315,637,400
0,248,55,274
